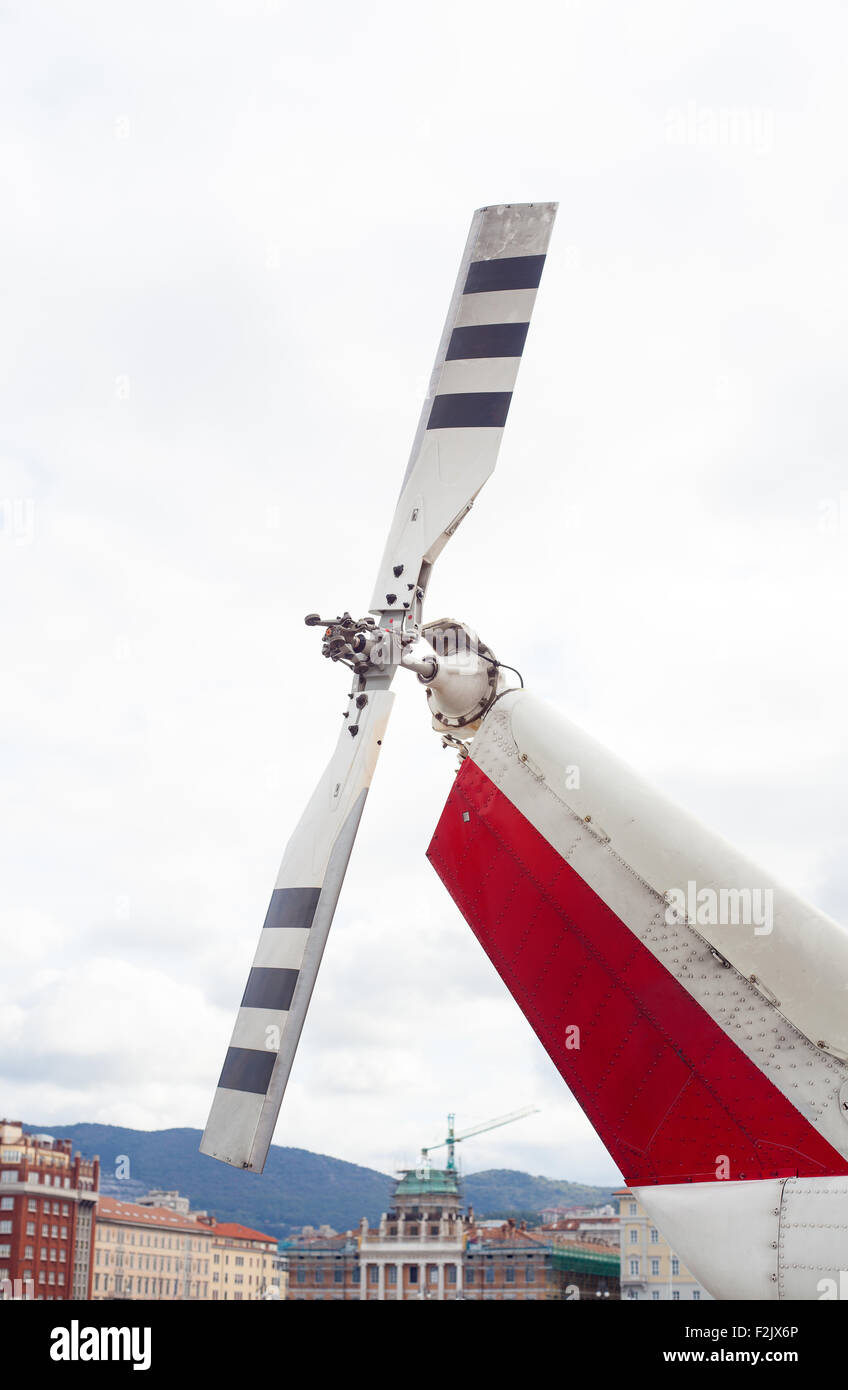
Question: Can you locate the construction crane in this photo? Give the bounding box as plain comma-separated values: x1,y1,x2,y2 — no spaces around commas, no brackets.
419,1107,539,1173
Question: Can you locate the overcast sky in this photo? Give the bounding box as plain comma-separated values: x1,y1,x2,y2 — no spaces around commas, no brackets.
2,0,848,1190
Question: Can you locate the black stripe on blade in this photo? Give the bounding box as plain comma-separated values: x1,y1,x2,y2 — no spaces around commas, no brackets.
217,1046,276,1095
446,322,529,360
427,392,512,429
241,967,299,1011
463,254,546,294
263,886,321,930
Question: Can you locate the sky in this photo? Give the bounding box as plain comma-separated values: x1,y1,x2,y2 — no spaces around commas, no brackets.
2,0,848,1190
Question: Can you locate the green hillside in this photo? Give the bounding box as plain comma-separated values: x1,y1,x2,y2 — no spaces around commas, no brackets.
23,1123,615,1237
464,1168,616,1218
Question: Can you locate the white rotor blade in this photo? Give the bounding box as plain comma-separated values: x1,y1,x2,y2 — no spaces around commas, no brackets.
201,683,394,1171
370,201,557,617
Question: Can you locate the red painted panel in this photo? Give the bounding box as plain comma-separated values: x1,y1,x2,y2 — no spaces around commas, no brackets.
427,759,848,1186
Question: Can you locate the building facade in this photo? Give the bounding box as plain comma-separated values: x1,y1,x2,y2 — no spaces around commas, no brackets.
549,1241,620,1299
0,1120,99,1301
93,1196,212,1300
286,1167,558,1300
616,1189,712,1301
208,1222,279,1300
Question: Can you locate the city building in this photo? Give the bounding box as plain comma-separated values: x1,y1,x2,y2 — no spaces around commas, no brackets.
286,1165,559,1300
207,1222,279,1301
0,1119,99,1301
463,1218,555,1300
543,1211,621,1245
92,1196,212,1300
284,1227,361,1299
135,1190,196,1217
548,1240,620,1299
540,1203,616,1223
615,1189,712,1301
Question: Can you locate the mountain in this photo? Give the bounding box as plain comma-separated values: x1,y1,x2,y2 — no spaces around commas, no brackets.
464,1169,616,1218
22,1123,615,1237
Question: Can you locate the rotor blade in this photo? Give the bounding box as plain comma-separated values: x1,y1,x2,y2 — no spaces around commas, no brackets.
200,680,394,1171
370,201,557,618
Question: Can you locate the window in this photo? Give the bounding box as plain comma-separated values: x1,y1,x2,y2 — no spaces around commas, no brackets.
485,1267,494,1284
629,1229,638,1244
627,1289,638,1300
0,1222,11,1234
1,1173,18,1184
29,1200,37,1212
388,1266,397,1286
368,1265,378,1285
297,1269,306,1284
671,1258,680,1276
672,1290,680,1301
428,1266,438,1285
25,1246,34,1259
650,1259,660,1276
314,1268,323,1284
650,1228,658,1244
0,1198,12,1211
408,1266,419,1285
333,1268,343,1284
26,1222,35,1236
652,1290,660,1301
629,1203,637,1215
447,1266,456,1285
526,1266,535,1283
0,1244,9,1258
506,1267,515,1283
692,1290,701,1301
629,1259,639,1276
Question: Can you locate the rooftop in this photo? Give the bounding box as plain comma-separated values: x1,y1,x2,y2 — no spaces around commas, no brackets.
393,1168,460,1198
212,1222,278,1245
97,1197,208,1235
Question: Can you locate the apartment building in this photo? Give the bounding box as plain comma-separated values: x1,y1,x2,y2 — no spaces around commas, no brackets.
209,1222,279,1301
0,1119,99,1300
93,1196,212,1300
615,1189,712,1301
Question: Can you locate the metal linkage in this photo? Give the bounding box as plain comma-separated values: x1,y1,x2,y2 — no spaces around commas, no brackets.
305,609,433,678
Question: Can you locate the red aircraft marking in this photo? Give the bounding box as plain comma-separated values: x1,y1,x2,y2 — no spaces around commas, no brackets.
427,758,848,1187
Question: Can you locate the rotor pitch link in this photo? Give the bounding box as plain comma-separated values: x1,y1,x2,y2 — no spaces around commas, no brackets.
305,612,414,673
